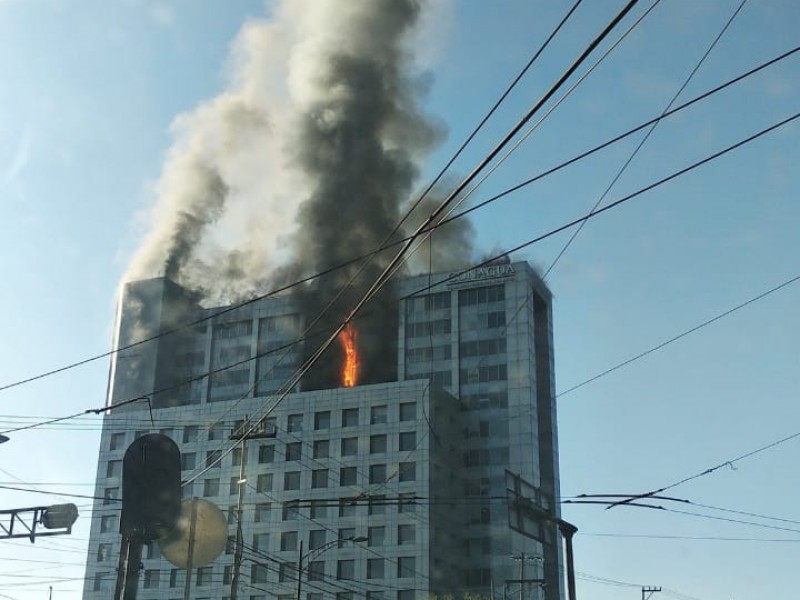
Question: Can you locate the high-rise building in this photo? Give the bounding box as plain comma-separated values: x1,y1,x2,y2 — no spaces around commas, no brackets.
83,261,562,600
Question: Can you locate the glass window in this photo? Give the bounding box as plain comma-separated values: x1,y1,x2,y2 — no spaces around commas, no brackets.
255,503,271,522
97,543,112,562
367,558,384,579
398,493,416,513
339,498,356,517
143,569,160,589
309,529,326,550
398,524,416,545
259,444,275,463
397,556,416,578
251,564,268,584
397,591,415,600
313,440,329,459
205,450,221,468
337,560,355,580
314,411,330,430
369,464,386,483
399,462,416,482
169,569,180,588
311,469,328,488
279,562,293,582
370,434,387,454
310,500,327,519
100,515,115,533
196,566,211,586
341,437,358,456
232,447,242,467
341,408,359,427
253,532,270,551
338,527,355,548
280,531,298,551
110,432,125,450
367,526,385,547
284,471,301,491
257,473,273,492
203,478,220,497
282,500,300,520
308,560,325,581
399,432,416,451
370,405,387,424
368,495,386,515
287,414,303,432
399,403,416,421
181,453,196,471
208,425,224,441
103,487,118,505
286,442,302,461
340,467,357,486
106,460,121,478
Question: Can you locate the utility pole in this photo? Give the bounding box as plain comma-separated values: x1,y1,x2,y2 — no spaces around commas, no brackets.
229,417,276,600
509,554,545,600
642,586,662,600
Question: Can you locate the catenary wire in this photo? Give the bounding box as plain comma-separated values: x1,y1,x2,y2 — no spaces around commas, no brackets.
0,38,794,401
4,102,798,453
542,0,749,279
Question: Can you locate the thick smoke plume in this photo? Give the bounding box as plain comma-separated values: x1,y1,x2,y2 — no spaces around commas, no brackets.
125,0,475,388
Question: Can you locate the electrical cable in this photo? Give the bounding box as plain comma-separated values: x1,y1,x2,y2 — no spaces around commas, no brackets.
556,271,800,399
4,102,797,465
0,38,795,401
542,0,749,279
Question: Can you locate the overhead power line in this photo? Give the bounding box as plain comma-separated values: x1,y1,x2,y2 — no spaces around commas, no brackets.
604,426,800,509
4,103,799,449
557,271,800,398
0,38,794,399
543,0,749,278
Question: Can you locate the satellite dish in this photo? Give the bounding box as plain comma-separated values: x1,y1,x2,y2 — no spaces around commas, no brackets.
158,498,227,569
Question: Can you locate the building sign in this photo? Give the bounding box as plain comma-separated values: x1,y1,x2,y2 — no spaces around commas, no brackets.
449,263,515,285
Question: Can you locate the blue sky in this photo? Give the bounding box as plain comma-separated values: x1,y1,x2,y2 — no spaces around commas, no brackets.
1,1,799,598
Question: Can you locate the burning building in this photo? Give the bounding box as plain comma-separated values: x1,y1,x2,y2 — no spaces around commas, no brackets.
83,261,563,600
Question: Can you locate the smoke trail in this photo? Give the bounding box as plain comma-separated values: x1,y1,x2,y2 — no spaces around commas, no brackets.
124,0,475,386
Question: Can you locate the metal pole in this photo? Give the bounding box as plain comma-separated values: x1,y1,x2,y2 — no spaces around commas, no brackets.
113,535,143,600
563,527,577,600
183,499,198,600
519,553,525,600
296,539,304,600
230,436,247,600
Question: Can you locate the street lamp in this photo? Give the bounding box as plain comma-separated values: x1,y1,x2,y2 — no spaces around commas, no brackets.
296,535,368,600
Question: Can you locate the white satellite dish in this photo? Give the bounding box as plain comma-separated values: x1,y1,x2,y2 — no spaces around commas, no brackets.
158,498,227,569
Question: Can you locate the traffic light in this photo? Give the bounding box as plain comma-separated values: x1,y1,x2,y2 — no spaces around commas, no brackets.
120,433,181,542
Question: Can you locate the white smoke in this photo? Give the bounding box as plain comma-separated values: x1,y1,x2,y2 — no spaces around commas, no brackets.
125,0,468,303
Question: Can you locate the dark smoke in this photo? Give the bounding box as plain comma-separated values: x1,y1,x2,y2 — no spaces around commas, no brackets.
279,0,442,390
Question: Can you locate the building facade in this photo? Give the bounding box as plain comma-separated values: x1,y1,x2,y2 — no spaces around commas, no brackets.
83,261,562,600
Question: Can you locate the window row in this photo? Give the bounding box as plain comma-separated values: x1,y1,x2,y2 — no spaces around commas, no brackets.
106,402,418,451
196,462,418,498
405,292,451,314
405,319,451,338
458,284,505,306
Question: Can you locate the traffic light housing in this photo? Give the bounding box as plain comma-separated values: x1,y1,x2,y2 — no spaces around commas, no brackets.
120,433,181,542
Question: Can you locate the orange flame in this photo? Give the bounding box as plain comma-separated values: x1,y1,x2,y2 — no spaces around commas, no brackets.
338,323,360,388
